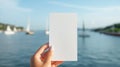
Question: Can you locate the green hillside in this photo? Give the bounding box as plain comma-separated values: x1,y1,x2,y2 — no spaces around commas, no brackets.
93,23,120,32
0,22,24,31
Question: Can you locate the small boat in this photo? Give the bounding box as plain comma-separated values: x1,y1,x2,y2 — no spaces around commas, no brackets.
26,17,34,35
4,26,15,35
79,20,90,37
26,31,34,35
45,29,49,35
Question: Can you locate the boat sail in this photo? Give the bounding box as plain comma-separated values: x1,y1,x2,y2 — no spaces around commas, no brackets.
45,19,49,35
13,27,17,32
4,26,15,35
26,21,30,32
26,17,34,35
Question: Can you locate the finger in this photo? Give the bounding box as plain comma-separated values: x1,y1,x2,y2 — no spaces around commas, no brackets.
53,61,63,66
51,65,56,67
35,43,49,56
40,51,48,61
44,48,53,64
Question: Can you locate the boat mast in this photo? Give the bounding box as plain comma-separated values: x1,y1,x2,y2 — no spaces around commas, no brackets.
82,20,85,32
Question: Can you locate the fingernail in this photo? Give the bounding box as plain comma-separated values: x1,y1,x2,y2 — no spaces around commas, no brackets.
51,46,54,51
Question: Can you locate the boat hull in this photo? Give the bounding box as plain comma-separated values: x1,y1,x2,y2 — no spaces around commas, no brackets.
26,31,34,35
4,31,15,35
79,34,90,37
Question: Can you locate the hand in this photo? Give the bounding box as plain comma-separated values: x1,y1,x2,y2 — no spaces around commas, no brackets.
30,43,63,67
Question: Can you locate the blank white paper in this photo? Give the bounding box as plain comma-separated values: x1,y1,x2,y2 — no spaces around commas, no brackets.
49,13,77,61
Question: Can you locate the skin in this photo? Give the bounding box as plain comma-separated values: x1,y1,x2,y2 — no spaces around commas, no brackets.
30,43,63,67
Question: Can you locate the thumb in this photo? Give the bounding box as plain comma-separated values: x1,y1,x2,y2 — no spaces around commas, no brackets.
44,48,53,64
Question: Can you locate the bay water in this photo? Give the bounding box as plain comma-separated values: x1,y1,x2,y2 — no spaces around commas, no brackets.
0,30,120,67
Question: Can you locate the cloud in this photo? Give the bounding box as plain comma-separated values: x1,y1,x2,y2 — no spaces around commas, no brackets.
49,1,90,10
0,0,32,12
0,0,32,27
49,1,120,28
49,1,120,12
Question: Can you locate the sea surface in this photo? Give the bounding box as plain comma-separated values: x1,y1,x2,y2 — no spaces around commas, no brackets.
0,30,120,67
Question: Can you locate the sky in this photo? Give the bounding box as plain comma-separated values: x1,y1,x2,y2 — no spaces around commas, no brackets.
1,0,120,30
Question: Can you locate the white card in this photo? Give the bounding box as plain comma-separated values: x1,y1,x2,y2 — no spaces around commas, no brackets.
49,13,77,61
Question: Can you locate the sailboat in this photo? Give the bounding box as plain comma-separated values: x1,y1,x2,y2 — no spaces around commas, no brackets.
4,26,15,35
26,17,34,35
13,27,17,32
45,29,49,35
79,20,90,37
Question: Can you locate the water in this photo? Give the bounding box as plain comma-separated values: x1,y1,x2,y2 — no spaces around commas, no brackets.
0,30,120,67
0,30,48,67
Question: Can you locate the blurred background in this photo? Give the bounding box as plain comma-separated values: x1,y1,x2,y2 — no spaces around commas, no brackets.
1,0,120,67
